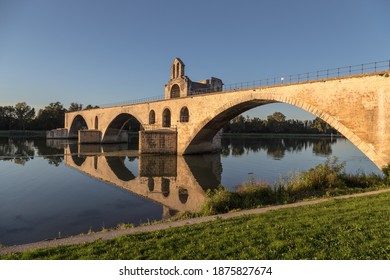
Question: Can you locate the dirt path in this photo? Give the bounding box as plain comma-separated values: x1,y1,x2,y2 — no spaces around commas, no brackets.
1,188,390,256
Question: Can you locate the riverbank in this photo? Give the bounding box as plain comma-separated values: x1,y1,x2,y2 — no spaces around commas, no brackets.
0,130,46,137
1,189,390,259
223,132,343,138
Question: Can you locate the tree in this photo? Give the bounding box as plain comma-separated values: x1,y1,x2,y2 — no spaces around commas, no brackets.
14,102,35,130
229,115,245,133
68,102,83,112
312,117,332,134
267,112,287,133
35,102,66,130
267,112,286,123
0,106,16,130
84,104,100,110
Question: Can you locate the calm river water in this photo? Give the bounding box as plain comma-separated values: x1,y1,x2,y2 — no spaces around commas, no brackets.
0,135,381,245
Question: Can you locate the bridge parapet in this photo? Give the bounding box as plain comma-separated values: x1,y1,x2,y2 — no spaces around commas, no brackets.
187,60,390,95
142,124,177,131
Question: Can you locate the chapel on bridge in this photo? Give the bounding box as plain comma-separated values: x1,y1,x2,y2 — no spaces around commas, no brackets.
164,58,223,99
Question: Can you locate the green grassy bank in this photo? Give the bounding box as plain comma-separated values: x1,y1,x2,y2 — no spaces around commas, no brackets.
2,191,390,260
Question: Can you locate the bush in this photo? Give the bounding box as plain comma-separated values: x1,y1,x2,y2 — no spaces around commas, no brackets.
382,163,390,183
201,187,239,215
200,157,388,215
236,177,277,208
300,157,346,190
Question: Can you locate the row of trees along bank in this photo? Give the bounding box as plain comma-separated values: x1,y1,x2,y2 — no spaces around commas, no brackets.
223,112,338,134
0,102,98,131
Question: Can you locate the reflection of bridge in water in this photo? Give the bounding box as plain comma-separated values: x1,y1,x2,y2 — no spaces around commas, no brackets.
63,144,221,215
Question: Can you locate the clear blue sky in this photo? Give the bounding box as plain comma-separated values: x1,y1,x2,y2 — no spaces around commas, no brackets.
0,0,389,120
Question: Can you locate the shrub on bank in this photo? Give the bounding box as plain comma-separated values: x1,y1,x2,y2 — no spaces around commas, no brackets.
201,157,387,215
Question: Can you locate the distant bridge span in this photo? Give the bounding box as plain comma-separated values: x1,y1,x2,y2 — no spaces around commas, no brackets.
61,59,390,168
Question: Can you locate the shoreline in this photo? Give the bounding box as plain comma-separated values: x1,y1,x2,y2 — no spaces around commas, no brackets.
222,132,344,138
1,188,389,256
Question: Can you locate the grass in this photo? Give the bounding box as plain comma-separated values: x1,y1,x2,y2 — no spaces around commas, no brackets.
2,191,390,260
201,157,388,215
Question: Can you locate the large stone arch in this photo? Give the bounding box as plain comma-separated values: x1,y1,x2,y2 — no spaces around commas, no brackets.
68,115,89,138
102,113,142,143
182,94,383,167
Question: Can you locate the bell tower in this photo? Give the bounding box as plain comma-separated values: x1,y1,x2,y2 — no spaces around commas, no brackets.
171,58,185,79
165,58,190,99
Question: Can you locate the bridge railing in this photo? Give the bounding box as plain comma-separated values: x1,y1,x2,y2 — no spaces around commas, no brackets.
99,59,389,107
192,59,390,94
224,59,390,92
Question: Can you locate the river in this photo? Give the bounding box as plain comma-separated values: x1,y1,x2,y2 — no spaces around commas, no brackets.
0,134,381,245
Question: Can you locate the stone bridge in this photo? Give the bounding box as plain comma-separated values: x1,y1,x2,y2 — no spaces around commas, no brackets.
55,58,390,168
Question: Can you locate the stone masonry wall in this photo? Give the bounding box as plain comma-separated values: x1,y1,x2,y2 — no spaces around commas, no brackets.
139,130,177,154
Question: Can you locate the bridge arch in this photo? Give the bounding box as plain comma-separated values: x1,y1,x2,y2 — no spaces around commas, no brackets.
69,115,89,138
183,94,379,166
102,113,142,143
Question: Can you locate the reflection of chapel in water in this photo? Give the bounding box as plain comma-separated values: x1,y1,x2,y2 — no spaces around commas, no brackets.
63,143,222,219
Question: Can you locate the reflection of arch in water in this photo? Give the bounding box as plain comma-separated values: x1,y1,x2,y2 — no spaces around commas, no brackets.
161,178,170,197
69,144,86,166
178,187,189,204
183,154,221,190
106,156,136,181
64,149,220,214
101,143,131,153
148,177,154,191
